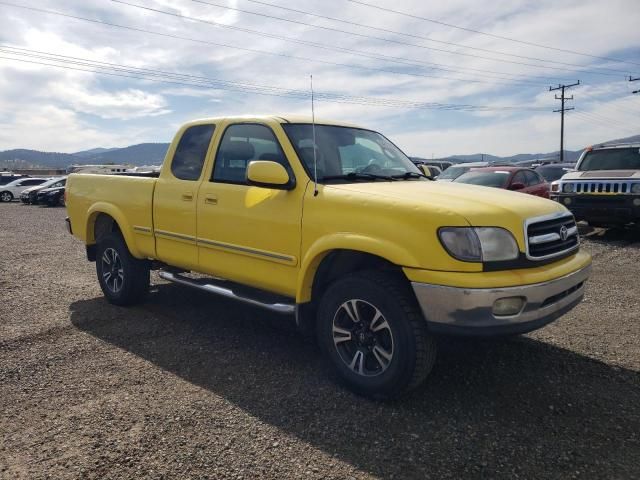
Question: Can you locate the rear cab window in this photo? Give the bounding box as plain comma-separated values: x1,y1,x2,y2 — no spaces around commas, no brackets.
171,124,216,181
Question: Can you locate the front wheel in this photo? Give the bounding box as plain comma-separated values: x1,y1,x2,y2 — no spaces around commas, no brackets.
0,191,13,202
96,233,150,306
317,270,436,400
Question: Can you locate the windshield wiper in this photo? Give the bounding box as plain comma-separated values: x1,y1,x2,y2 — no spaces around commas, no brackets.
390,171,428,180
322,172,397,182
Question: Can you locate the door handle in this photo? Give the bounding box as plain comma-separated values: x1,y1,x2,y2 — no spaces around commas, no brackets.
181,192,193,201
204,194,218,205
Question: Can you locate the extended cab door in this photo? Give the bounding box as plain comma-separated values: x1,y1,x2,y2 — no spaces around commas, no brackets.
153,123,216,270
196,122,304,297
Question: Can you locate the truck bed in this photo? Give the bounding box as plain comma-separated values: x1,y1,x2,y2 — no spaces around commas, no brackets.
66,173,157,259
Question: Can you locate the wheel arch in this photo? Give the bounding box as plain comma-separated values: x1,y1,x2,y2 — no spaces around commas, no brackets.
85,203,142,259
296,234,419,304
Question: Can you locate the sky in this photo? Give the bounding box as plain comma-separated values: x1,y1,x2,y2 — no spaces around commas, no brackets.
0,0,639,157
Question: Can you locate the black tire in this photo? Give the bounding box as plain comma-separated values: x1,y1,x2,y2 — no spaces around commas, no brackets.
58,194,65,207
0,191,13,202
317,270,436,400
96,232,150,306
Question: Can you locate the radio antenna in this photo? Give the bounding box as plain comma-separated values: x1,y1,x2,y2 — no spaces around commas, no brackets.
310,74,318,196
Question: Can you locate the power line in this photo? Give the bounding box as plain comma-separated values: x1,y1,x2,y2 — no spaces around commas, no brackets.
568,110,638,136
0,47,551,112
0,1,556,87
572,108,640,131
111,0,629,79
189,0,632,74
347,0,640,68
550,81,579,162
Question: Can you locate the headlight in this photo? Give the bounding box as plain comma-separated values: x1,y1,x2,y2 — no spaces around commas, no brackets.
562,183,573,193
631,183,640,194
438,227,519,262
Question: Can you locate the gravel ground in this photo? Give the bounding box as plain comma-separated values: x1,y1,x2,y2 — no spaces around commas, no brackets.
1,202,639,479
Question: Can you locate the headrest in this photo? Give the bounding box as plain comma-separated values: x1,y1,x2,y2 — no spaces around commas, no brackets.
221,140,255,161
259,152,283,162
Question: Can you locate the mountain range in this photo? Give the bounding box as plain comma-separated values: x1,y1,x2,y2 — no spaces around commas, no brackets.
1,134,638,170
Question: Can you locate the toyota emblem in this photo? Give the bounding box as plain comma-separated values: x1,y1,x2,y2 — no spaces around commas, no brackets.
559,225,569,241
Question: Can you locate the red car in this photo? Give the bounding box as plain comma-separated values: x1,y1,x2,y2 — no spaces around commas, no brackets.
453,167,550,198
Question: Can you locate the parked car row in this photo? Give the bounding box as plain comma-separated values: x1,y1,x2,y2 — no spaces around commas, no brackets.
22,177,67,206
0,175,67,206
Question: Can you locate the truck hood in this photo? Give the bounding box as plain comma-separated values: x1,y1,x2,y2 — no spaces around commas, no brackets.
562,170,640,180
327,180,566,227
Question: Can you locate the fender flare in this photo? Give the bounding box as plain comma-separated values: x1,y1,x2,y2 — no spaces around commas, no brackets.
296,233,420,303
86,202,144,258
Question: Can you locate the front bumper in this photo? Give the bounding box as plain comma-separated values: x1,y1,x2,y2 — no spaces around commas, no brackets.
412,263,591,336
550,194,640,224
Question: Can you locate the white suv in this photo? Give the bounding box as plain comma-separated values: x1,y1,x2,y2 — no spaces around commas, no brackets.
0,178,49,202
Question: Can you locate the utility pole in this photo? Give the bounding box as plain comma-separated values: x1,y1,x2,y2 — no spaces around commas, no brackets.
550,81,579,163
630,76,640,94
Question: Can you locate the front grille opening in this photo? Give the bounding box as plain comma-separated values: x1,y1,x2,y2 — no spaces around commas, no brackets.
540,282,584,308
575,182,629,194
527,215,579,259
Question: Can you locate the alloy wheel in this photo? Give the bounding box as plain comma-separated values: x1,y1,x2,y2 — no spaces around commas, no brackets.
332,299,395,377
101,247,124,293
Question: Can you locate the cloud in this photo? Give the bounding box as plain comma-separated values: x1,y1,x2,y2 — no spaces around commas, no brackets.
0,0,638,154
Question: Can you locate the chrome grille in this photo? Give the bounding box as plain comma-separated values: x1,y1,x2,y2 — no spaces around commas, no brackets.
525,214,579,260
567,181,635,194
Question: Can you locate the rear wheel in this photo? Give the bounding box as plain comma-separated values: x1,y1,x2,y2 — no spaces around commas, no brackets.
317,270,436,400
96,233,149,306
0,191,13,202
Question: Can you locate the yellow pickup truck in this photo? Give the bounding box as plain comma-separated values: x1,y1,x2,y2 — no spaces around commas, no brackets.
66,115,591,398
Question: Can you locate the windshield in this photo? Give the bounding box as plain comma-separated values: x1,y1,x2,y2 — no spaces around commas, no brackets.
579,148,640,171
437,166,469,180
282,124,421,182
535,166,571,181
454,171,510,187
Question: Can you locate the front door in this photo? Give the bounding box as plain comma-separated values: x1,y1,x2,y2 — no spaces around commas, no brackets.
196,122,304,297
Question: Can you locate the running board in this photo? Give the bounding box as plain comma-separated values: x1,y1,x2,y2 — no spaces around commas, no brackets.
157,271,296,314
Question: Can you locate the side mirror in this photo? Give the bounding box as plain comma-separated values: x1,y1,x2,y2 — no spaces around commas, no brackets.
509,182,526,191
418,165,434,179
247,161,294,190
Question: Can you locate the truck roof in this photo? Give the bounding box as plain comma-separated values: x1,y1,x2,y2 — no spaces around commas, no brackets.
591,143,640,149
182,115,362,129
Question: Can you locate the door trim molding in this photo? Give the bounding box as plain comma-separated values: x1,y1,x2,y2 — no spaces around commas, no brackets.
197,237,297,265
155,229,197,244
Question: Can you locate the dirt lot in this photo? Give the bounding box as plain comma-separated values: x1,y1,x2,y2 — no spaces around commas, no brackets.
1,202,639,479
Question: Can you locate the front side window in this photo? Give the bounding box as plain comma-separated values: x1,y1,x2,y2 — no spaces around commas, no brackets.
579,148,640,171
23,179,45,186
171,124,215,181
212,124,290,184
282,124,421,182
